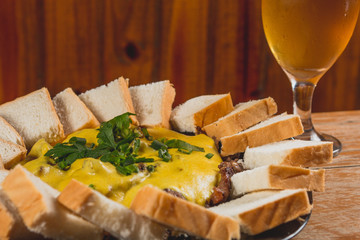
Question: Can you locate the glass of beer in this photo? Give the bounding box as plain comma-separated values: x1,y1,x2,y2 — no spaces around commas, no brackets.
262,0,360,156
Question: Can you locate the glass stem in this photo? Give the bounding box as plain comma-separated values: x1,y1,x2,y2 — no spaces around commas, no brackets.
290,78,321,141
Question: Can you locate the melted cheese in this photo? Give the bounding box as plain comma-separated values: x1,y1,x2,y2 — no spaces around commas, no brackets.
24,128,222,207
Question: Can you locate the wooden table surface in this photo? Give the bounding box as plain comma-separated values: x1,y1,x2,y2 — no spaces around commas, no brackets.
294,110,360,239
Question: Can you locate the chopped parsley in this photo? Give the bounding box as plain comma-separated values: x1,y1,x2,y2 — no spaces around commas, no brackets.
205,153,214,159
44,112,211,176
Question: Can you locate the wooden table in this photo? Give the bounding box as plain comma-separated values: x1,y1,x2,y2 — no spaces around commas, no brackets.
294,111,360,239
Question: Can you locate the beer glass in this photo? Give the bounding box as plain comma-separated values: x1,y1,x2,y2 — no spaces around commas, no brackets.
262,0,360,156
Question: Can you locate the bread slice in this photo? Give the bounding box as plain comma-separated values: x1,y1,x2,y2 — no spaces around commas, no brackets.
220,113,304,156
130,185,240,240
58,179,167,240
0,170,43,240
0,139,27,169
231,165,325,196
0,88,65,148
244,140,333,169
170,93,234,133
79,77,138,124
0,116,25,147
203,97,277,140
53,87,100,135
209,189,312,235
1,165,103,240
129,80,176,129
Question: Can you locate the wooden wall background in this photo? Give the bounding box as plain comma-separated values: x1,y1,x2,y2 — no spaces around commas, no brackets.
1,0,360,114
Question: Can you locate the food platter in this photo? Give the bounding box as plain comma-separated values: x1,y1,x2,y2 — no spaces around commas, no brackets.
0,79,324,239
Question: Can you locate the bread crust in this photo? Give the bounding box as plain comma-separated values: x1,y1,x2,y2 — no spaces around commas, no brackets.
193,93,234,131
0,156,4,170
38,88,65,146
0,139,27,169
0,201,14,240
237,190,312,235
57,179,93,213
232,165,325,196
160,81,176,129
130,185,240,240
118,77,139,125
0,116,25,147
203,97,277,140
281,143,333,167
269,166,325,192
220,115,304,156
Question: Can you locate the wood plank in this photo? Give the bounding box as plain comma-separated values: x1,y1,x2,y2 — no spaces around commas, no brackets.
312,111,360,167
295,166,360,239
1,1,360,112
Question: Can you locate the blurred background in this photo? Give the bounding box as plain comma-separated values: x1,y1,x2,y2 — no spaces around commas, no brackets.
1,0,360,113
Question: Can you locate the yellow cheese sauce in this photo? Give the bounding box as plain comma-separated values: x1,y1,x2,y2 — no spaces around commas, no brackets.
23,128,222,207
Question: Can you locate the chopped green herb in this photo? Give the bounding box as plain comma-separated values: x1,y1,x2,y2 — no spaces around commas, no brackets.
44,113,150,175
165,139,205,153
150,140,168,150
141,128,153,141
205,153,214,159
89,184,95,189
44,137,99,170
45,112,210,176
150,138,205,159
146,165,155,172
158,148,172,162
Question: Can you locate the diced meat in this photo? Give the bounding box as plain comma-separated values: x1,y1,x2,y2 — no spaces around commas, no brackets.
163,188,186,200
207,160,244,207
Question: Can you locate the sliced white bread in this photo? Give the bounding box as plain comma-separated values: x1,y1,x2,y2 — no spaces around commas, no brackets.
1,165,103,240
79,77,138,124
203,97,277,140
231,165,325,197
244,140,333,169
130,185,240,240
0,170,43,240
220,113,304,156
129,80,176,129
170,93,234,133
58,179,167,240
0,116,25,147
209,189,312,235
0,139,27,169
0,88,65,148
53,87,100,136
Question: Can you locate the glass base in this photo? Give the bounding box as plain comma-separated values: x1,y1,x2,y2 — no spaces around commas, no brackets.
294,129,342,157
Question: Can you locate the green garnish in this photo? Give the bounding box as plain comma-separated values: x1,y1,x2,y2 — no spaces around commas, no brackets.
165,139,205,153
44,137,101,170
150,138,204,161
89,184,95,189
141,128,153,141
45,113,154,175
205,153,214,159
146,165,155,172
44,112,210,175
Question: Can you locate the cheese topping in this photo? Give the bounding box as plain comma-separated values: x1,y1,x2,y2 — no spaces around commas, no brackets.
24,128,221,207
